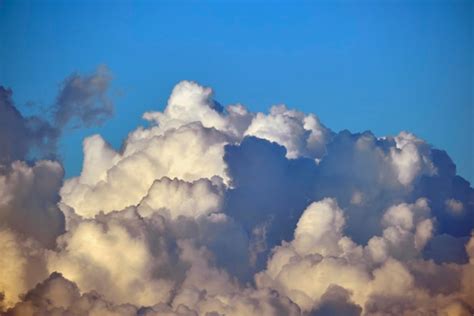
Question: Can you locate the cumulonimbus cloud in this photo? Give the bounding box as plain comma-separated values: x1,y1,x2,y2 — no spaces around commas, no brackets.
1,79,473,315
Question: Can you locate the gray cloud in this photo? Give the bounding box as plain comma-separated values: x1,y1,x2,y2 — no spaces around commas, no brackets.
310,285,362,316
0,160,65,247
5,272,140,316
54,65,114,129
0,65,114,167
0,87,58,165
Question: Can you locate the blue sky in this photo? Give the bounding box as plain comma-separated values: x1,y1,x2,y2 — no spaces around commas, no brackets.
0,0,472,182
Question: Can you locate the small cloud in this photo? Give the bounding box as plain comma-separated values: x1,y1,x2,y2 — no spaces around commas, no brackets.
445,198,464,215
350,191,364,205
54,65,114,129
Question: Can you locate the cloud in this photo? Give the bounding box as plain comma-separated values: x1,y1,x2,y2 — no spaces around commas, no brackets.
413,149,474,239
5,272,140,316
60,123,229,217
0,228,48,311
224,136,319,271
0,160,65,247
1,80,473,315
54,65,114,129
137,177,224,220
245,104,333,160
310,285,362,316
445,198,464,215
47,209,175,307
256,198,474,314
0,87,57,164
142,81,253,140
0,66,114,166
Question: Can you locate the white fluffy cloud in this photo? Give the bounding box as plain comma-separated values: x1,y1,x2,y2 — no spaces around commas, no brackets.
142,81,253,140
1,80,473,315
46,210,174,307
5,272,141,316
137,177,224,219
61,122,229,217
0,228,48,311
390,132,436,185
256,198,474,314
245,104,333,160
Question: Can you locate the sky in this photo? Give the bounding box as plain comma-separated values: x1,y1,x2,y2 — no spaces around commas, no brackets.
0,0,472,182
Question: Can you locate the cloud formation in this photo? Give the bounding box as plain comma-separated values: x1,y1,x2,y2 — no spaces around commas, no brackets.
0,160,65,247
0,66,114,166
0,87,57,164
1,80,473,315
54,65,114,129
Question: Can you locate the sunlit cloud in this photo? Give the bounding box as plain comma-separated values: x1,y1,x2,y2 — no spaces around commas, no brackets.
1,80,473,315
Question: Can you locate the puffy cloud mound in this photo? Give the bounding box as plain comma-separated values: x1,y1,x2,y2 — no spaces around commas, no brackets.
1,80,473,315
137,177,224,219
245,104,333,160
60,123,229,217
5,272,140,316
0,228,48,311
47,210,173,307
0,160,65,247
256,198,474,314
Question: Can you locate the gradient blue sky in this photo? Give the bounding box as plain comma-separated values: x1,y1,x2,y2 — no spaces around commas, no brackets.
0,0,472,182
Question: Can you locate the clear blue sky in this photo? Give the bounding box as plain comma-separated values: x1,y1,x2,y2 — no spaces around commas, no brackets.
0,0,472,182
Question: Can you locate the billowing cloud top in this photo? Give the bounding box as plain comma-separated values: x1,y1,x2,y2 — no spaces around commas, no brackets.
1,80,473,316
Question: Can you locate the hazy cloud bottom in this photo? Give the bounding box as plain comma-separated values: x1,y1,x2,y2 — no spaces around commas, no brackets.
1,80,473,316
